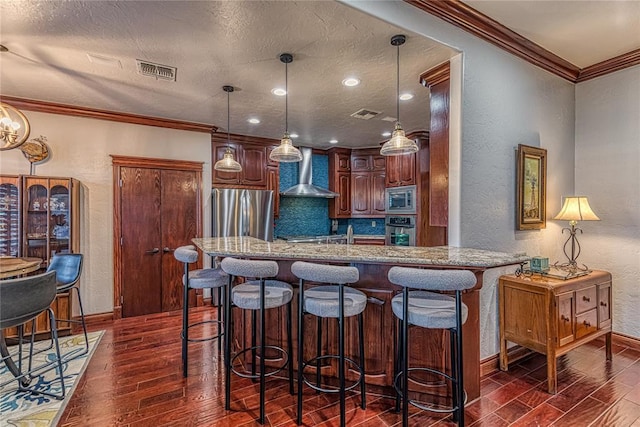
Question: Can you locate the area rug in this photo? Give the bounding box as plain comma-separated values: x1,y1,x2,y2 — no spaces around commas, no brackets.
0,330,103,427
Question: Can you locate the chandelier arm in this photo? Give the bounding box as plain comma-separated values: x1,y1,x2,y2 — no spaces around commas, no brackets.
285,60,288,134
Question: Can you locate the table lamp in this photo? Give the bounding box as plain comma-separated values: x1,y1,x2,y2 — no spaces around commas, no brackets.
553,196,600,272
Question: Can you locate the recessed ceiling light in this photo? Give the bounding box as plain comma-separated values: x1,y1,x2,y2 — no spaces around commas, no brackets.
248,118,260,124
381,132,392,137
399,93,414,101
271,88,286,96
290,133,299,138
329,139,338,144
342,77,360,87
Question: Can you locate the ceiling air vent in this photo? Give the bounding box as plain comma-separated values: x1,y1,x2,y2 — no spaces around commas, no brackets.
136,60,177,81
350,108,381,120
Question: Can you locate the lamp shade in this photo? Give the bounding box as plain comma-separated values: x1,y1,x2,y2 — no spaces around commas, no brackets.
269,132,303,162
380,122,419,156
554,196,600,221
214,147,242,172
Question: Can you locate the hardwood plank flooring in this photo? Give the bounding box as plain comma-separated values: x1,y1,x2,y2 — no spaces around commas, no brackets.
59,307,640,426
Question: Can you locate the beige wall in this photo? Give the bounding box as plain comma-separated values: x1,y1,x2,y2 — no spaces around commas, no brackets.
0,111,212,316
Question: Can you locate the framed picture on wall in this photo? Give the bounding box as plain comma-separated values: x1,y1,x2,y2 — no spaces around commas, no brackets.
516,144,547,230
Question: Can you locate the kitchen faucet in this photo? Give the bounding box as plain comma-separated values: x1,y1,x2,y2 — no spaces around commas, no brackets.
346,224,354,245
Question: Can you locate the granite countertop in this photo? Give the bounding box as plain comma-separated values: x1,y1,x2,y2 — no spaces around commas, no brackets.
192,236,529,268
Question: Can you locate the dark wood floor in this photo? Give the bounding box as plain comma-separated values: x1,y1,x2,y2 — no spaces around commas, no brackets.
59,307,640,426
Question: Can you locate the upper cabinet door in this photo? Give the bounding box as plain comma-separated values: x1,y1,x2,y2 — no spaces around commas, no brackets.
241,145,267,187
351,155,371,171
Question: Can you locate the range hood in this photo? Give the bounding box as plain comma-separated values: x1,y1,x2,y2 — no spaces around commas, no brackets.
280,147,339,198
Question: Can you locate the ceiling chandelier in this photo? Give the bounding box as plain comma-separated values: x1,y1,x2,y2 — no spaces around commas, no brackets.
269,53,303,163
380,35,419,156
214,85,243,172
0,102,31,151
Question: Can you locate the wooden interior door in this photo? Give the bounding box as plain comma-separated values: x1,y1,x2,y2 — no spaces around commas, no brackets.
120,167,163,317
160,169,199,312
113,156,203,319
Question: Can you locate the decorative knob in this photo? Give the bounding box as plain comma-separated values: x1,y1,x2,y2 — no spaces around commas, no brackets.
561,315,569,322
583,320,591,327
582,296,591,302
600,301,607,307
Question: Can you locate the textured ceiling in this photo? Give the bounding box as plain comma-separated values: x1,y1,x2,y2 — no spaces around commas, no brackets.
465,0,640,69
0,1,457,149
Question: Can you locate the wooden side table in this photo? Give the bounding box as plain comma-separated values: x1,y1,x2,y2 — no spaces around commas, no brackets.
0,256,42,279
498,270,612,394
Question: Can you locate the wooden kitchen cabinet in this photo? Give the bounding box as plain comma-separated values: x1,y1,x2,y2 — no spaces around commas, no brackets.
328,148,351,218
499,270,612,394
386,153,416,187
350,149,385,218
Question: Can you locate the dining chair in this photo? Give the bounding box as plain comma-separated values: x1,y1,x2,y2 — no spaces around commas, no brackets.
0,271,66,399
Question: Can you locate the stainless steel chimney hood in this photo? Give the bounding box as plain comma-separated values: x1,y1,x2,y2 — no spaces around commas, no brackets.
280,147,339,198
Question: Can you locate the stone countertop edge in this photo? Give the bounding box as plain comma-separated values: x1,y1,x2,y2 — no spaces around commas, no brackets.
352,234,385,239
193,236,530,269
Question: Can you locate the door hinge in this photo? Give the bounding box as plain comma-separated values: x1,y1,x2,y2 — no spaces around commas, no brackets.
120,237,123,246
119,179,123,187
120,295,124,305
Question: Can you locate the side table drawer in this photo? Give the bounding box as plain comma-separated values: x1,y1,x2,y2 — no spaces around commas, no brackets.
576,286,597,314
575,309,598,339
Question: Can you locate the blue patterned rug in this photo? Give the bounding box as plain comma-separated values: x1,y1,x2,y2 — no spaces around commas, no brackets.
0,330,103,426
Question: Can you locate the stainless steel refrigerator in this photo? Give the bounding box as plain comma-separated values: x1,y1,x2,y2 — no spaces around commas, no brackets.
211,188,274,241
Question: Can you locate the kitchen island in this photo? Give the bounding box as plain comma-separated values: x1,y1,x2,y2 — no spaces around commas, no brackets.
192,236,528,402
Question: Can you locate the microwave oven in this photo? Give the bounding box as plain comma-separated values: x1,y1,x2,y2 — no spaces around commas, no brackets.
385,185,417,214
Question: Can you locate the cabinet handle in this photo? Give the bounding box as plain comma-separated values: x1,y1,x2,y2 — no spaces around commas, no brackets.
583,320,592,327
600,301,607,307
163,247,174,253
145,248,160,254
582,295,591,302
560,315,570,322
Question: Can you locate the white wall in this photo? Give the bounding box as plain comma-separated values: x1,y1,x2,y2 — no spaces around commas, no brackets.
0,111,212,316
576,65,640,339
349,1,577,357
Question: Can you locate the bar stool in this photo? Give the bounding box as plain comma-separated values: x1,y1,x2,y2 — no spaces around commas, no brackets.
388,267,476,426
291,261,367,427
220,257,294,425
174,245,228,377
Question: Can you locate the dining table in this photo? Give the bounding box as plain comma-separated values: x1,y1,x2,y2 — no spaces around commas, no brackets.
0,256,43,280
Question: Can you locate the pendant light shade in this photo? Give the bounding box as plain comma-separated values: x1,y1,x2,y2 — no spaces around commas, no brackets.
380,35,419,156
214,85,242,172
270,53,302,163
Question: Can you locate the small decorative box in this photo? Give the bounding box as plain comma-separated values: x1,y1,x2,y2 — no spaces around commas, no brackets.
530,256,550,273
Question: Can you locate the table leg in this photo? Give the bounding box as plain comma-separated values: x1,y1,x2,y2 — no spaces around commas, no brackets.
605,332,612,361
546,352,557,394
499,338,508,371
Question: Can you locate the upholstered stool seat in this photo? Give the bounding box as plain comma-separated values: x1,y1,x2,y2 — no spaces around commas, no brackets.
232,280,293,310
391,291,468,329
304,286,367,318
184,267,228,289
388,267,476,427
220,257,294,425
174,245,228,377
291,261,367,427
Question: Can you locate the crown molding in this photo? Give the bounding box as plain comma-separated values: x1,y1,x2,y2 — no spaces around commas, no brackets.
0,95,215,133
577,49,640,82
407,0,639,83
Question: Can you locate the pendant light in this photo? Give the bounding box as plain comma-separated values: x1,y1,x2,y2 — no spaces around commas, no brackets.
380,35,419,156
269,53,303,163
214,85,243,172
